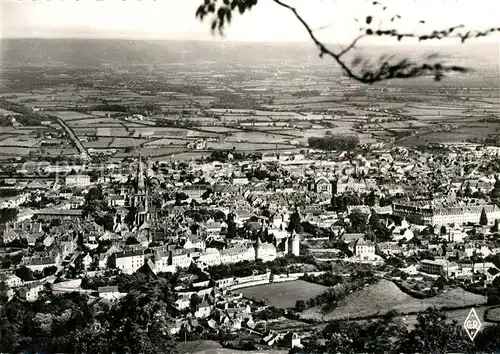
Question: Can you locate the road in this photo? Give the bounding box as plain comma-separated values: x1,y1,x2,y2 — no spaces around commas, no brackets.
53,117,90,160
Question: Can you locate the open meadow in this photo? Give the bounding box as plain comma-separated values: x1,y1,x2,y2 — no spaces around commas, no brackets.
239,280,327,309
301,280,487,321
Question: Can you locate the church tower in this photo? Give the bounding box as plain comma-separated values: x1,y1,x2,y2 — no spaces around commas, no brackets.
133,154,150,226
254,237,262,261
288,231,300,256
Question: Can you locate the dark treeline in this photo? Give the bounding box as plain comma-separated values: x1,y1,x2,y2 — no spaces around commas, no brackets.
308,134,360,151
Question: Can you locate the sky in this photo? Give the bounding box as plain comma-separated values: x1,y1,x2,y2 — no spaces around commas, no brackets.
2,0,500,45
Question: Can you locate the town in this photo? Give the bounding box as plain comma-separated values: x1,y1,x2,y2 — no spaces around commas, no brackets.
1,20,500,352
3,128,500,351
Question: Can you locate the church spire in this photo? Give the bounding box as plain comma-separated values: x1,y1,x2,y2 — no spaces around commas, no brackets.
137,153,145,192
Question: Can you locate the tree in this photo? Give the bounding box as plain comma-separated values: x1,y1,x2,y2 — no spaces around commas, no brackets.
286,209,302,234
190,293,202,313
464,182,473,198
226,220,237,238
398,308,473,353
491,219,499,233
480,207,488,226
194,1,500,85
295,299,306,312
365,190,376,207
491,176,500,201
440,225,447,235
0,208,18,224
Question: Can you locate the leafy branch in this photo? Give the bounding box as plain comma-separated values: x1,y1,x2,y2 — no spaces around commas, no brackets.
195,0,500,84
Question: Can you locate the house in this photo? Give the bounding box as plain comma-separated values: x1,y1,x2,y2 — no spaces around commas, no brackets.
255,239,277,262
194,300,212,318
82,253,93,269
65,174,91,187
18,281,45,302
315,177,333,195
169,249,192,269
35,208,83,221
0,273,23,288
348,237,376,261
98,286,126,301
182,185,208,199
283,332,302,349
114,249,145,274
107,194,126,208
24,257,58,273
419,259,449,275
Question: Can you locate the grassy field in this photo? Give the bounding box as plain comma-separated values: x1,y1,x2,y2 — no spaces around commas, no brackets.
44,111,96,121
239,280,327,309
177,340,288,354
301,280,487,321
485,306,500,322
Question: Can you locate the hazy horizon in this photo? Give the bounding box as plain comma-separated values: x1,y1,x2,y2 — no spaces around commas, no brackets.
3,0,500,45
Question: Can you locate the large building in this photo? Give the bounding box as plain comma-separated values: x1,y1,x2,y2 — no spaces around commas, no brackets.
114,249,145,274
65,174,91,187
393,202,500,226
348,237,376,261
314,177,333,195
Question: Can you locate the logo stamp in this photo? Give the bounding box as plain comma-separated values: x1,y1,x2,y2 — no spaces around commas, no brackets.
464,308,481,341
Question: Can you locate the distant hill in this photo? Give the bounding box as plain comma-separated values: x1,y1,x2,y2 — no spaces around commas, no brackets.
1,38,498,70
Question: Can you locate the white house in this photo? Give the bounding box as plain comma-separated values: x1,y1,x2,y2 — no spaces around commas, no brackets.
65,174,91,187
349,237,377,261
114,249,145,274
18,282,45,302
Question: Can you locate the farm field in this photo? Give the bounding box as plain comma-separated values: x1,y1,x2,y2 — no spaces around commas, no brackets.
109,137,150,148
485,306,500,322
0,136,39,147
397,128,497,146
66,118,122,126
196,126,240,133
224,131,293,143
145,138,190,146
44,111,96,121
239,280,327,309
206,142,294,151
301,280,487,321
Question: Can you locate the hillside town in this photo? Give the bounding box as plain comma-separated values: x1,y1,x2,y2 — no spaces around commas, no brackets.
3,140,500,352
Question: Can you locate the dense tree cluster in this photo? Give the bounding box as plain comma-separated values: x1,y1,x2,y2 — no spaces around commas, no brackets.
0,208,19,224
292,90,321,98
308,135,360,151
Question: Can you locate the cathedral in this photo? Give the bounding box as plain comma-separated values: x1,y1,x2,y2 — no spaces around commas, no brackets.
128,155,153,227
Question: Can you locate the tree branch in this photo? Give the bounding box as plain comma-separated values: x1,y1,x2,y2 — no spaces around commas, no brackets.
271,0,366,82
195,0,486,84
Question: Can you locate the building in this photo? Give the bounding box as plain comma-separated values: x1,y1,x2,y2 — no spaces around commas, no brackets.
287,232,300,257
18,282,45,302
315,177,333,195
24,256,58,272
65,174,91,187
0,273,23,288
393,202,500,226
182,185,208,199
35,208,83,221
114,249,145,274
98,286,126,301
419,259,449,275
131,155,152,226
255,238,277,262
169,249,192,269
349,237,376,261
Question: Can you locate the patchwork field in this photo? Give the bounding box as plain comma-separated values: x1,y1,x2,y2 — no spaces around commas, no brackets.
239,280,328,309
